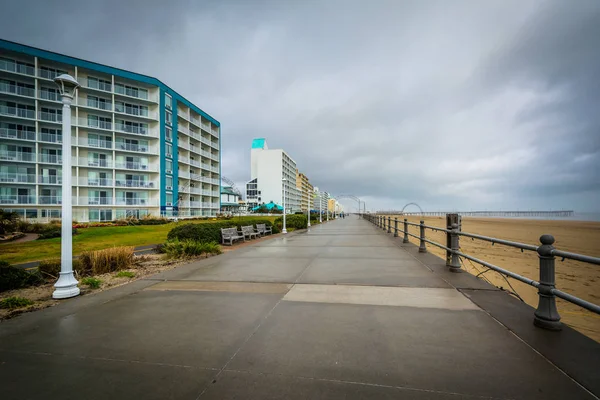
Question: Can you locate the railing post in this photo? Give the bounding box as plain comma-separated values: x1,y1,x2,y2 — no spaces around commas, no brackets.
393,218,398,237
448,223,461,272
534,235,561,331
419,220,427,253
403,219,409,243
387,217,391,233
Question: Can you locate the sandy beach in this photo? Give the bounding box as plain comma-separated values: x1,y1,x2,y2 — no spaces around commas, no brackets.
383,215,600,342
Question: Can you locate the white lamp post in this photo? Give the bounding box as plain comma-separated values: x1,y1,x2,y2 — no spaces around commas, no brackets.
282,178,287,234
52,74,80,299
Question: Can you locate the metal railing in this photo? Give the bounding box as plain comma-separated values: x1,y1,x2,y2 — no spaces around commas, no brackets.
364,214,600,330
0,82,35,97
1,127,36,141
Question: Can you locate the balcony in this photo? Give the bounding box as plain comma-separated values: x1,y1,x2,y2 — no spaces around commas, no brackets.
179,171,190,179
0,127,36,141
0,173,36,183
115,180,156,189
190,201,202,208
0,151,35,162
115,198,156,206
0,82,35,97
77,117,112,130
190,116,201,127
115,105,156,119
38,154,62,164
38,69,67,80
211,127,219,138
38,196,62,205
38,111,62,122
0,59,35,76
179,141,191,151
77,78,112,92
115,142,152,153
0,195,36,204
114,161,156,171
178,125,190,135
79,158,113,168
114,85,157,103
179,185,190,192
178,155,189,164
39,90,60,101
38,175,62,184
0,105,35,119
115,123,148,135
84,197,112,205
83,98,113,111
78,177,113,187
179,201,190,207
78,137,113,150
38,132,63,143
177,109,189,120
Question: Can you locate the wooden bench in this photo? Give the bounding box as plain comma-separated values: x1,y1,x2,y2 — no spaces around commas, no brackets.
240,225,259,240
221,227,244,246
256,223,272,236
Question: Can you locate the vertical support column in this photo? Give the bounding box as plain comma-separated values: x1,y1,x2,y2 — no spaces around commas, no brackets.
387,217,391,233
418,220,427,253
448,223,461,272
393,218,398,237
403,219,409,243
534,235,561,330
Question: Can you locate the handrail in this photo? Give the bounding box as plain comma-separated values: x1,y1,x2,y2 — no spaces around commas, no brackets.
362,213,600,330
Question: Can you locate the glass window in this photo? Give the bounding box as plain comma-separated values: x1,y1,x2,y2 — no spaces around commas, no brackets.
165,127,172,141
165,160,172,173
166,111,172,125
165,94,172,110
166,176,173,188
166,144,172,158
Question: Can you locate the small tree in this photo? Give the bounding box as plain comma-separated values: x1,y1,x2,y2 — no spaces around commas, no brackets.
0,209,19,235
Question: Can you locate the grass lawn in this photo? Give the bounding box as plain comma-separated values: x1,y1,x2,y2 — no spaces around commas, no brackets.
0,216,278,265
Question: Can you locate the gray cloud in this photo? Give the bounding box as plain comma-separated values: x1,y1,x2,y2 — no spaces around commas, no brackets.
2,0,598,212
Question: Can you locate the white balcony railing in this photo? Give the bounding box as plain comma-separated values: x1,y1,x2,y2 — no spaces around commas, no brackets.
179,171,190,179
0,105,35,119
38,111,62,122
114,180,157,189
77,77,112,92
115,123,149,135
0,59,35,76
81,197,112,205
114,161,157,171
38,196,62,205
0,195,36,204
190,116,201,127
38,175,62,184
1,127,36,141
179,141,191,150
78,177,113,187
38,154,62,164
78,157,113,168
115,142,152,153
39,90,60,101
178,125,190,135
0,173,36,183
81,98,112,111
0,151,36,162
115,198,156,206
0,82,35,97
78,137,113,149
76,117,112,130
178,155,190,164
115,105,156,119
38,132,63,143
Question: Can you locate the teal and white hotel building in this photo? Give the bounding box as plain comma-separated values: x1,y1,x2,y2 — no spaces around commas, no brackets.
0,39,220,221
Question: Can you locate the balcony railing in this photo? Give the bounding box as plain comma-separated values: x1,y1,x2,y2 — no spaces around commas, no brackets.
0,195,36,204
38,132,63,143
179,171,190,179
80,158,113,168
115,123,148,135
0,59,35,76
86,197,112,205
190,116,201,127
0,173,36,183
115,105,155,119
77,117,112,130
115,142,150,153
178,125,190,135
179,155,190,164
38,111,62,122
38,196,62,205
85,99,112,111
0,151,35,162
39,90,60,101
38,69,66,80
38,154,62,164
38,175,62,184
0,82,35,97
115,180,156,189
0,127,36,141
79,178,113,187
115,198,155,206
0,105,35,119
114,161,155,171
179,141,191,150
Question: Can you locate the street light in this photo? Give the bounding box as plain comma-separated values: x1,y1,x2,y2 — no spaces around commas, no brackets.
282,178,287,234
52,74,80,299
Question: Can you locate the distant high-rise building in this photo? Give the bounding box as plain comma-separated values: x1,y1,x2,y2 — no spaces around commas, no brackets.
0,39,221,221
296,170,313,212
246,138,300,212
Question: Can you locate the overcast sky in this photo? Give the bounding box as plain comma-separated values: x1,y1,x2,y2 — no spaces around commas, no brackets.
2,0,599,212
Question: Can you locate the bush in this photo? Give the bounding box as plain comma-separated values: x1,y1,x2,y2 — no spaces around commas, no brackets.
79,246,134,275
37,225,78,240
138,216,170,225
163,239,222,259
0,210,19,235
0,262,44,292
167,219,278,243
115,271,135,278
0,296,34,309
81,277,102,289
38,259,85,279
274,214,308,230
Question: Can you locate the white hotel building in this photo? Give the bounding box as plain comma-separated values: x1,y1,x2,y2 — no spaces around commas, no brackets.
0,39,220,221
246,138,301,212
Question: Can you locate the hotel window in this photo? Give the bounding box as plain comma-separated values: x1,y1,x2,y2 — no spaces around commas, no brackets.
166,111,172,125
87,76,111,92
166,144,172,158
165,160,173,174
165,126,172,142
165,94,172,110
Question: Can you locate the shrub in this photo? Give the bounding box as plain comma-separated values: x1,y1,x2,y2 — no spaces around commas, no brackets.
81,277,102,289
0,262,44,292
38,259,85,279
37,225,78,240
138,216,170,225
167,219,278,243
0,296,34,309
80,246,134,275
115,271,135,278
163,239,222,259
0,210,19,235
274,214,308,230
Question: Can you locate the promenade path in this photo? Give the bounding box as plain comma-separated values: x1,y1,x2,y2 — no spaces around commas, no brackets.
1,217,598,399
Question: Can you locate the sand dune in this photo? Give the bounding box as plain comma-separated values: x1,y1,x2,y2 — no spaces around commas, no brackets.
382,215,600,342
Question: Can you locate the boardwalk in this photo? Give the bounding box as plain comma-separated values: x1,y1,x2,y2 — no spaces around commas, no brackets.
1,217,598,399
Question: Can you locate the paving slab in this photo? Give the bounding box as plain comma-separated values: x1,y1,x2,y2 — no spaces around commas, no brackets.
202,370,491,399
238,246,325,258
0,351,216,400
0,290,280,369
321,246,416,259
228,301,594,399
182,257,312,282
147,280,292,294
298,257,450,287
